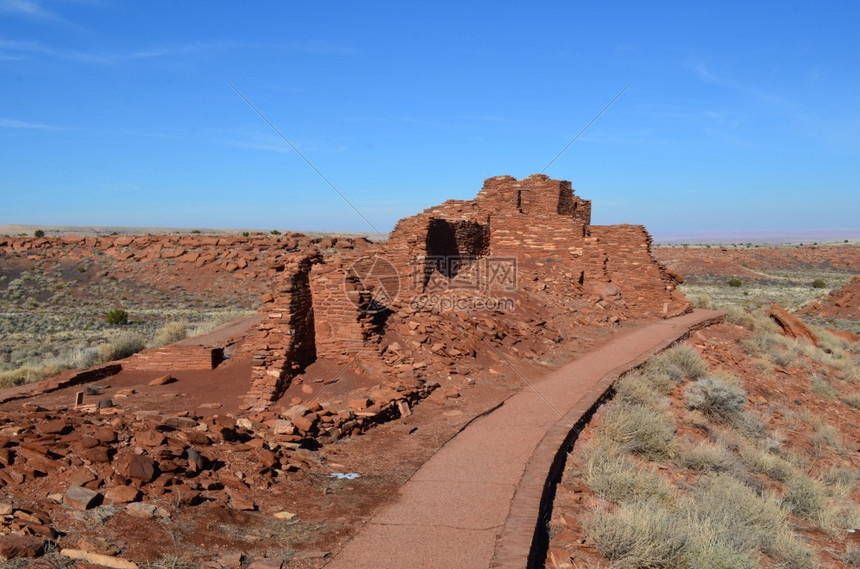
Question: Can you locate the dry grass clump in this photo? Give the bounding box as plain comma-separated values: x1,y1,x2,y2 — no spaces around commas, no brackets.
582,450,676,507
723,304,757,329
97,331,146,362
809,373,837,398
677,440,736,472
644,344,708,382
586,501,690,569
596,401,677,460
151,320,189,347
586,472,816,569
684,375,748,422
841,391,860,409
737,441,796,482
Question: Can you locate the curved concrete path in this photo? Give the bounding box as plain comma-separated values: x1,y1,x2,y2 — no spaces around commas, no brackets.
324,309,724,569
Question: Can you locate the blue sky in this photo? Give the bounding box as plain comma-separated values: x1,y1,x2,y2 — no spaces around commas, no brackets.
1,1,858,240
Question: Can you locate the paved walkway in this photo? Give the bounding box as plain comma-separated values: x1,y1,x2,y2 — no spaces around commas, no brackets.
324,309,724,569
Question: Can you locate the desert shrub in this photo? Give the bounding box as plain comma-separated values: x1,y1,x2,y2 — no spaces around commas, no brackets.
583,450,676,506
270,229,281,235
841,392,860,409
33,229,44,238
842,548,860,566
152,321,188,347
677,441,736,473
586,501,690,569
643,344,707,385
691,293,713,309
597,401,677,460
684,375,747,422
69,347,101,369
614,371,658,406
809,374,837,398
685,529,758,569
97,331,145,361
738,442,795,482
751,357,775,376
728,278,743,287
783,474,826,522
723,304,756,329
687,474,788,554
811,278,827,289
104,308,129,325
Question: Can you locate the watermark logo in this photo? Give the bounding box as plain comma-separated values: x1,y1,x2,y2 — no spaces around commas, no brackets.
417,256,518,293
412,255,517,312
344,255,401,313
345,254,517,313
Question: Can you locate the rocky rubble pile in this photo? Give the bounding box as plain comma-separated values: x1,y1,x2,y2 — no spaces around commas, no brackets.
0,373,434,561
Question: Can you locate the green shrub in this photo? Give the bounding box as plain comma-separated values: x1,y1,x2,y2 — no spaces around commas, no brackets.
728,278,743,287
33,229,45,238
270,229,281,235
811,279,827,289
684,376,747,422
104,308,129,325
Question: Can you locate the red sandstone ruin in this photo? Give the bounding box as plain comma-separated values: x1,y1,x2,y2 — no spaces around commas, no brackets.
246,174,690,409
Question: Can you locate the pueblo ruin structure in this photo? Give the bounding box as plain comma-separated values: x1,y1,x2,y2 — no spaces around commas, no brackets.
247,174,690,409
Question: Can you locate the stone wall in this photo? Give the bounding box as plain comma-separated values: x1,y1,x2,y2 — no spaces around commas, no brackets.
123,346,223,372
246,255,316,409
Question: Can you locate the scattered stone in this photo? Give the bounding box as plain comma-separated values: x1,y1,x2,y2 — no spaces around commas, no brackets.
79,536,121,556
228,491,256,511
104,485,141,505
37,419,68,435
64,485,102,510
60,548,138,569
767,303,819,345
0,535,45,559
125,502,169,519
273,511,297,520
121,455,156,483
163,416,197,429
0,501,13,515
148,374,176,386
135,430,166,447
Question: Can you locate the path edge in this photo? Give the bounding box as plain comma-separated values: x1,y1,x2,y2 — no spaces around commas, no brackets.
491,309,725,568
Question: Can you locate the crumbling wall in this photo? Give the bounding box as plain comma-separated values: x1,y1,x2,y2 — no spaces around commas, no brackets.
588,225,688,316
246,255,316,408
310,259,383,364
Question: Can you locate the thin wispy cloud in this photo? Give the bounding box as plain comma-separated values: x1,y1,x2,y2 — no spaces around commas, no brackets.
0,38,356,65
687,57,793,109
0,117,59,129
0,0,61,21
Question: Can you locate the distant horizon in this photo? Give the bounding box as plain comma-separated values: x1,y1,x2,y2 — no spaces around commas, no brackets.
3,223,858,246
